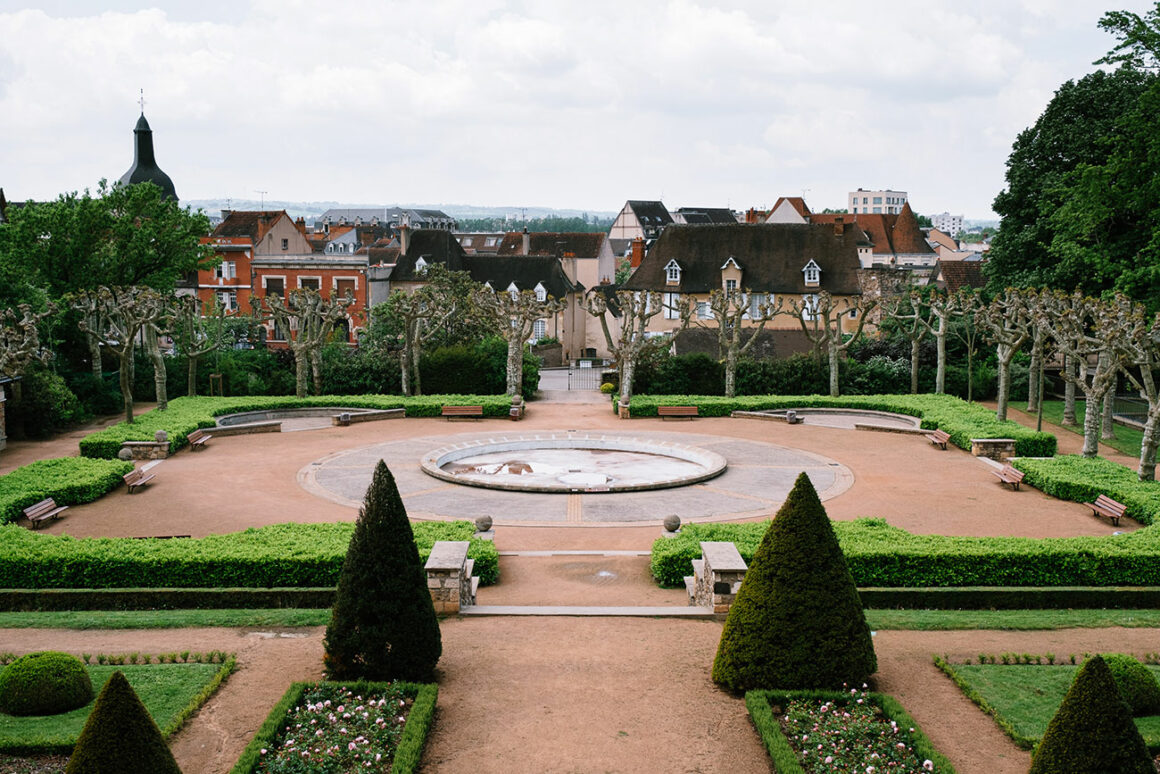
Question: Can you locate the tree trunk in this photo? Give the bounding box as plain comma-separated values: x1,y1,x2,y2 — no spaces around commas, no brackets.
619,357,636,407
1063,356,1078,426
119,352,134,424
294,350,308,399
1081,390,1101,457
1102,389,1116,441
88,332,103,379
144,325,168,411
910,338,920,394
399,348,411,397
1138,407,1160,481
506,338,524,397
996,346,1012,422
966,345,974,403
828,343,840,398
935,318,946,394
187,355,198,398
412,342,423,396
1027,337,1041,413
311,348,323,395
725,347,738,399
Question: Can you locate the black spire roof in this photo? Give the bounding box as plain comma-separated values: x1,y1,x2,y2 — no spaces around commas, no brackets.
119,113,177,202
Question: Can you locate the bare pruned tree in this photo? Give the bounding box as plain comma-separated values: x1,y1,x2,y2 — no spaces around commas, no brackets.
585,289,669,409
789,291,877,398
473,287,566,398
976,289,1035,422
1111,294,1160,480
263,288,354,398
685,289,786,398
0,303,55,400
168,295,228,398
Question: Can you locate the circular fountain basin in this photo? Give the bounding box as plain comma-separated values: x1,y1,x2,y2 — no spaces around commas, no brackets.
420,433,727,493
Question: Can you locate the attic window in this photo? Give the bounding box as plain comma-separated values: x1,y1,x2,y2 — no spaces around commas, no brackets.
483,281,494,292
414,256,428,273
802,260,821,287
665,259,681,284
534,282,547,302
507,281,519,300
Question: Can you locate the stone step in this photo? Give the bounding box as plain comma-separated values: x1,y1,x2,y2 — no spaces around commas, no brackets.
458,605,715,618
464,558,475,579
498,550,651,557
690,558,705,580
683,576,696,605
470,576,480,597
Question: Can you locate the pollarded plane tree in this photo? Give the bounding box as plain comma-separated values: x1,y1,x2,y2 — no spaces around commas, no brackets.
472,287,565,398
948,288,984,402
1109,294,1160,480
789,290,877,398
683,288,786,399
585,288,669,408
167,295,228,398
263,288,354,399
0,303,55,401
882,291,928,395
381,284,458,397
72,286,166,424
975,289,1034,422
1035,289,1134,458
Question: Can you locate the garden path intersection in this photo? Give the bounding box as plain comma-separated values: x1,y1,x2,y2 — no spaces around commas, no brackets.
2,395,1156,772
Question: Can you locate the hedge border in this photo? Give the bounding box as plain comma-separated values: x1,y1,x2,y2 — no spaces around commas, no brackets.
0,458,134,525
229,680,438,774
1014,455,1160,526
0,657,235,755
859,587,1160,610
629,393,1057,457
745,688,956,773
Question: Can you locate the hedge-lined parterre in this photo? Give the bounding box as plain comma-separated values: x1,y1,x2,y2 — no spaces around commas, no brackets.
0,458,134,524
1014,455,1160,526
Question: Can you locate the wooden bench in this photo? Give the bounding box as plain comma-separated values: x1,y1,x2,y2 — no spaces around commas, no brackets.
131,535,191,540
23,498,68,529
658,406,699,421
991,464,1025,491
123,468,155,494
926,429,950,449
187,429,211,450
1086,494,1127,527
442,405,483,421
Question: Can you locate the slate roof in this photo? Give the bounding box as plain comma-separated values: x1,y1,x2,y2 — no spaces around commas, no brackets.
372,230,470,279
622,223,863,295
496,232,607,258
674,207,738,224
212,210,290,242
464,256,576,299
627,200,673,229
936,260,987,292
808,203,934,259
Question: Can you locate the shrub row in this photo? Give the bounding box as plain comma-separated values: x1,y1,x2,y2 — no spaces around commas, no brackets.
628,393,1057,457
857,587,1160,610
229,681,438,774
0,588,339,611
78,394,514,458
651,519,1160,588
0,521,499,589
744,689,956,774
1015,455,1160,526
0,458,134,525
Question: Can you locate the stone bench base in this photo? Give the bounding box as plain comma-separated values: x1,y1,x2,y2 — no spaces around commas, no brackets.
425,541,478,614
971,438,1016,461
685,541,747,618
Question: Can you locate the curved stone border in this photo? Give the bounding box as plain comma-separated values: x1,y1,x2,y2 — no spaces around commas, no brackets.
419,433,728,493
216,407,400,427
736,407,920,428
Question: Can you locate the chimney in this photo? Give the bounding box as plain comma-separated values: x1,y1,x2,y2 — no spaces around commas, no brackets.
399,223,411,257
745,208,759,224
833,222,844,237
522,227,530,256
630,236,645,268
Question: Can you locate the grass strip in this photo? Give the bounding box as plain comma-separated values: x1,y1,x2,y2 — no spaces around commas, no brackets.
1016,400,1143,458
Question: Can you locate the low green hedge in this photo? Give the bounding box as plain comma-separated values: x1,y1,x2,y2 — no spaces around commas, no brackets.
652,519,1160,588
0,587,339,611
79,395,514,458
745,689,955,773
1014,455,1160,526
857,587,1160,610
629,393,1058,457
0,458,134,525
0,521,499,589
229,681,437,774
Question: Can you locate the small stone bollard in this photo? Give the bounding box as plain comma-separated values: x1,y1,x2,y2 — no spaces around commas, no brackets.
154,430,168,443
337,412,352,426
662,514,681,537
474,515,495,540
117,448,134,461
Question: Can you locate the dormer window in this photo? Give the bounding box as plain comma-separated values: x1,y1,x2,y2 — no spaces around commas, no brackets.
507,281,519,300
483,281,494,292
534,282,547,302
665,259,681,284
414,256,428,273
802,259,821,287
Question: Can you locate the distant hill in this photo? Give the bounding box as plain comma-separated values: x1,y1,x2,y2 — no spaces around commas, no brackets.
185,199,616,223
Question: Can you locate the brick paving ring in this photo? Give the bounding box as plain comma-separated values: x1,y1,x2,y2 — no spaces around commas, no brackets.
299,430,854,527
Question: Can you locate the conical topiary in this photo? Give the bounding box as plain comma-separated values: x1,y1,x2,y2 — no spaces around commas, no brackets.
64,670,181,774
1029,654,1153,773
1101,653,1160,716
712,471,876,691
324,460,442,682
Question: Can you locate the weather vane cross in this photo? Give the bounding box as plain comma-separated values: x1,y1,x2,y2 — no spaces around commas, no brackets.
138,89,146,113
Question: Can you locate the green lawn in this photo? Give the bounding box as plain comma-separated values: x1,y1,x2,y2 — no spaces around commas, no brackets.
939,662,1160,750
1016,400,1144,458
1,607,1160,631
0,662,231,753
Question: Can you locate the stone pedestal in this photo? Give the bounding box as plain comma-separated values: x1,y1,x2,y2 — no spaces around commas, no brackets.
971,438,1016,461
425,541,477,614
120,440,170,460
618,401,630,419
685,541,748,617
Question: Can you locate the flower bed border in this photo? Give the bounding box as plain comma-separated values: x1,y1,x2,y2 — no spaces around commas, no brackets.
229,680,438,774
745,688,956,773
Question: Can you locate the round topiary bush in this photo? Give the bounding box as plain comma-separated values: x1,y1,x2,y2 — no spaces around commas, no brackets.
0,651,92,716
1100,654,1160,716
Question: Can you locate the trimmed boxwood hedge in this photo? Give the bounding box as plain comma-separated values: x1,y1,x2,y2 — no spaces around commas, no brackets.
652,519,1160,588
629,393,1057,457
1014,455,1160,526
0,521,499,589
0,458,134,524
745,688,956,774
229,680,437,774
79,395,514,459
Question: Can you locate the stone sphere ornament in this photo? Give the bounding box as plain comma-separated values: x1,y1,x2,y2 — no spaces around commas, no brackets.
663,514,681,533
475,515,493,532
154,430,168,443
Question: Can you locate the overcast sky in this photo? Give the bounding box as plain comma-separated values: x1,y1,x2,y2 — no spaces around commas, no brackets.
0,1,1151,219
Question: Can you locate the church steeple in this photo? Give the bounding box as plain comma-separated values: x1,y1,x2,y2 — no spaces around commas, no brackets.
119,103,177,202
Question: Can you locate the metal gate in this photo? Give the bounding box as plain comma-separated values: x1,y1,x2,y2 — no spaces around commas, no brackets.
567,361,604,390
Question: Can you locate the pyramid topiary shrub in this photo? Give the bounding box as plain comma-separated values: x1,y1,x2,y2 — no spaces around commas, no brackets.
712,472,876,692
1029,655,1153,773
0,651,92,716
324,460,442,682
1099,653,1160,717
65,670,181,773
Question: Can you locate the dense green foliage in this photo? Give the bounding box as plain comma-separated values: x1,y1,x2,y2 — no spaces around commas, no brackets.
0,521,499,588
1029,655,1154,773
0,457,133,524
0,651,91,716
325,462,441,682
4,367,89,439
712,473,875,691
745,689,956,774
629,393,1057,456
64,670,182,774
651,518,1160,588
1102,654,1160,716
78,394,514,458
1015,455,1160,525
229,681,437,774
